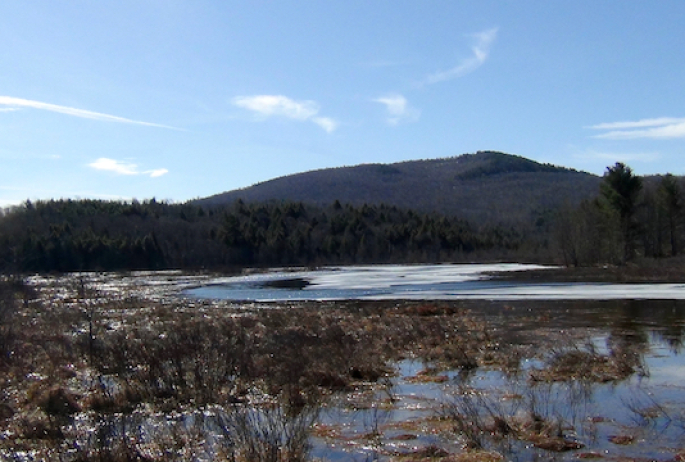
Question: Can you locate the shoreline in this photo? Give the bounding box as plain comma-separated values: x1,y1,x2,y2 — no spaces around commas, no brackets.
491,263,685,284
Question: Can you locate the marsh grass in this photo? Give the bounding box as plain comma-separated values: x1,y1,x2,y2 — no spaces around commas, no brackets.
529,340,647,383
0,274,683,460
1,277,511,460
440,381,587,456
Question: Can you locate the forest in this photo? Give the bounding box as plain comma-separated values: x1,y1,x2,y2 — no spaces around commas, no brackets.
0,198,524,273
0,162,682,273
556,163,685,266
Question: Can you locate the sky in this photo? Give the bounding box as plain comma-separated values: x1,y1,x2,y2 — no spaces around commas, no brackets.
1,1,685,206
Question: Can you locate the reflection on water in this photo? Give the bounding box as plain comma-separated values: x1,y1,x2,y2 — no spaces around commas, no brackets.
181,265,685,458
8,269,685,461
309,299,685,461
49,294,685,461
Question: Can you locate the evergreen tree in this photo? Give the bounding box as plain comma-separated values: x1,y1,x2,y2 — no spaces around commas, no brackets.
601,163,643,262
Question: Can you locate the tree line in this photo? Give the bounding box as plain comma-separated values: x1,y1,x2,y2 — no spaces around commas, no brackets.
555,162,685,266
1,162,681,273
0,198,524,273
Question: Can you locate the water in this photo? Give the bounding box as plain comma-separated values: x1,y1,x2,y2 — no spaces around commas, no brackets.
183,264,685,459
308,313,685,461
184,263,685,301
9,269,685,461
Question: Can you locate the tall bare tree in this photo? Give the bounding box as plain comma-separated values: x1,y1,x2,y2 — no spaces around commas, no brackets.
658,174,683,256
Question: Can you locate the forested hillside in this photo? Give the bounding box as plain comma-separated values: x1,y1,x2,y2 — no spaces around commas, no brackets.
0,199,526,273
197,151,601,225
2,157,683,274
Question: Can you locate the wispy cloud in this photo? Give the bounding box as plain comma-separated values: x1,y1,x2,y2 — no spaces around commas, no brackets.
90,158,138,175
232,95,338,133
372,94,420,125
148,168,169,178
312,117,338,133
571,148,661,166
589,117,685,139
423,28,498,85
233,95,318,120
88,158,169,178
0,96,180,130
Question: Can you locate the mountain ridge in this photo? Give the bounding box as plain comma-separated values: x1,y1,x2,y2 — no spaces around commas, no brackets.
196,151,602,225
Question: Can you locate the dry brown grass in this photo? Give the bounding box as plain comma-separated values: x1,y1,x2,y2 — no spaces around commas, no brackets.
530,342,646,383
2,277,522,461
0,273,678,461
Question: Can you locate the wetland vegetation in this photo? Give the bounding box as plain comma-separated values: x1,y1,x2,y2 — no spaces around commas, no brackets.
1,271,684,461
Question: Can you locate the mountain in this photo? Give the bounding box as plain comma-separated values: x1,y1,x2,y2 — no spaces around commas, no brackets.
196,152,602,225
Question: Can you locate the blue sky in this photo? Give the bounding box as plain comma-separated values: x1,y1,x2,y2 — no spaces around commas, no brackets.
1,1,684,206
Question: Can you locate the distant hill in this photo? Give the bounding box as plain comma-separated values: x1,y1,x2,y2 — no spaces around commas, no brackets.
196,151,602,225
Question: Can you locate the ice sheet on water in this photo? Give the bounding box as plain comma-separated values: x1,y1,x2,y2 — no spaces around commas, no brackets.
188,264,685,301
308,263,547,290
362,282,685,300
214,264,546,290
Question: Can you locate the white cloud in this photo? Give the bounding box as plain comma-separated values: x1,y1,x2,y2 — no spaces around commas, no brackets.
233,95,318,120
373,94,420,125
232,94,337,132
571,148,661,165
88,158,168,178
589,117,685,130
312,117,338,133
424,27,498,85
89,158,138,175
589,117,685,139
374,95,407,116
149,168,169,178
0,95,179,130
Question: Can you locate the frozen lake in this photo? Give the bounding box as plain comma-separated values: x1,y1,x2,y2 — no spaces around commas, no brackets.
184,263,685,301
